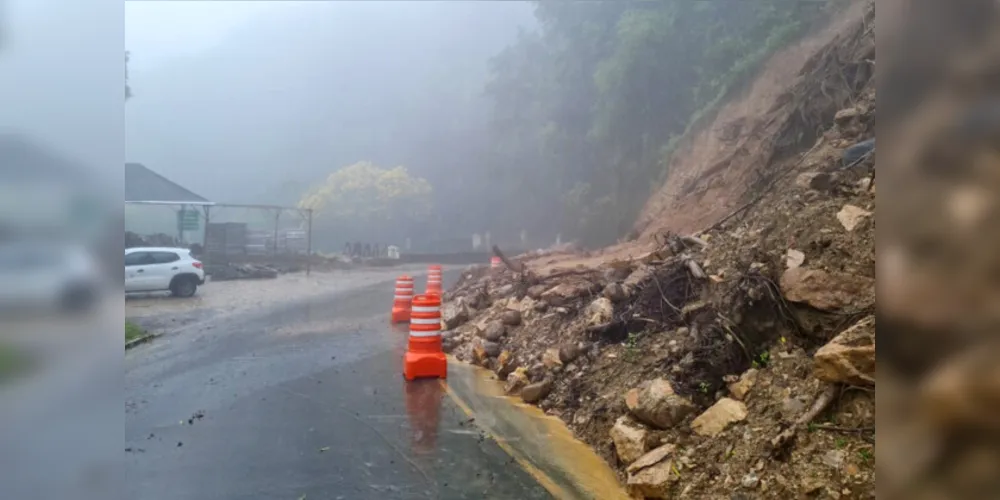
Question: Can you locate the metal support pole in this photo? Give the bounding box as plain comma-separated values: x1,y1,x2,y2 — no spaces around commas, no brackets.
202,205,211,259
176,206,184,244
305,209,313,276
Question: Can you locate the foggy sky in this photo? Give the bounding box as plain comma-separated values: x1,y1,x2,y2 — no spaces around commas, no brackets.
125,1,536,205
1,0,123,188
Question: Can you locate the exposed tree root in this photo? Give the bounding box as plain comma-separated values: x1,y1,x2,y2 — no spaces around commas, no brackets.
770,383,839,459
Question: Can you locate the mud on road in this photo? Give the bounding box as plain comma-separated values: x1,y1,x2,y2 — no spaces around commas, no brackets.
125,266,428,335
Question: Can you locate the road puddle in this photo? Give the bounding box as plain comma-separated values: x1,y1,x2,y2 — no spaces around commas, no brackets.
443,359,629,500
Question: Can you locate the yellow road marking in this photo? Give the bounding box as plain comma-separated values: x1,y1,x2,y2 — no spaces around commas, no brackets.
440,379,576,499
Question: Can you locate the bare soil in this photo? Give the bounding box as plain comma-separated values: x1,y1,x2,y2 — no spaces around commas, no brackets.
635,0,870,239
439,3,876,497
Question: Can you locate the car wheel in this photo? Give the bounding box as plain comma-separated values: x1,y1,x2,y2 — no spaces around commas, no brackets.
170,276,198,298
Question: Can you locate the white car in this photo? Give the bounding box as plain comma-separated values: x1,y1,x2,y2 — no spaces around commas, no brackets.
0,241,104,313
124,247,205,297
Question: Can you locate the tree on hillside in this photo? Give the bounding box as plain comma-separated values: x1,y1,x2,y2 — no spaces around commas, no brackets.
298,161,433,226
482,0,828,246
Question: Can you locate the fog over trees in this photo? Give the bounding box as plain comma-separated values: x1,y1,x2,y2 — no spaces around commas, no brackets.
126,1,828,250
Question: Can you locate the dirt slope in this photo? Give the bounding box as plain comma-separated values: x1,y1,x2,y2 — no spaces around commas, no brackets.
634,0,871,239
439,2,876,498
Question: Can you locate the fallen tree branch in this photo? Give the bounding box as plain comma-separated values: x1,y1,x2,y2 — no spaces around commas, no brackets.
631,317,661,325
685,258,707,279
716,314,752,364
799,384,839,426
770,384,839,458
680,235,709,249
492,245,525,274
538,269,597,282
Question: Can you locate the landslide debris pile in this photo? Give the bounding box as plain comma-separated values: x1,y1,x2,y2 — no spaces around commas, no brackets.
204,262,281,281
440,6,874,499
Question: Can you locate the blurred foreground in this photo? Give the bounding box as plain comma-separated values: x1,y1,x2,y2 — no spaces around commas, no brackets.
878,0,1000,498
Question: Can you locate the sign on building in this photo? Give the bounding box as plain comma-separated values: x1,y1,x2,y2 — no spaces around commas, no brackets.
176,209,200,232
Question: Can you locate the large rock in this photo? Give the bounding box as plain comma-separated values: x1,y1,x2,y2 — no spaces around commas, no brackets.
625,378,697,430
795,172,834,192
495,350,518,380
526,285,548,300
837,204,872,231
520,379,553,404
586,297,614,326
466,287,490,310
441,331,459,354
471,343,488,366
504,367,529,395
483,341,502,358
527,363,547,381
542,348,563,369
786,249,806,270
626,444,679,499
541,281,595,306
441,301,470,330
610,416,650,464
501,310,522,326
814,315,875,386
513,296,538,315
622,265,654,296
691,398,747,437
603,282,627,302
780,268,874,311
558,344,582,364
483,321,506,342
727,368,758,401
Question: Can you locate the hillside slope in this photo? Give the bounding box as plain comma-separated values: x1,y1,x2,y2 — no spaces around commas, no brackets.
634,0,871,240
438,1,876,498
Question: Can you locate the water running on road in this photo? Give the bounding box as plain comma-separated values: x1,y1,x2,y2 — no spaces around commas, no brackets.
444,361,629,500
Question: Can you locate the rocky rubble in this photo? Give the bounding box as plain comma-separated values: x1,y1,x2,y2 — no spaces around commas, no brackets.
204,262,280,281
438,7,874,498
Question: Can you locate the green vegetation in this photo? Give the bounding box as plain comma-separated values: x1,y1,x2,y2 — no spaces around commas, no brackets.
299,161,434,247
483,0,830,246
751,351,772,369
623,331,641,362
126,321,146,343
299,161,433,225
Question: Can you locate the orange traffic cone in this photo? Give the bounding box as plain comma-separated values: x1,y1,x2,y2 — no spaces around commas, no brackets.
490,256,501,269
425,264,443,296
391,275,414,324
403,294,447,381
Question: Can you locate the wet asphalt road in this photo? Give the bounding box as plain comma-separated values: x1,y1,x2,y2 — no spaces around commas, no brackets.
125,270,552,500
